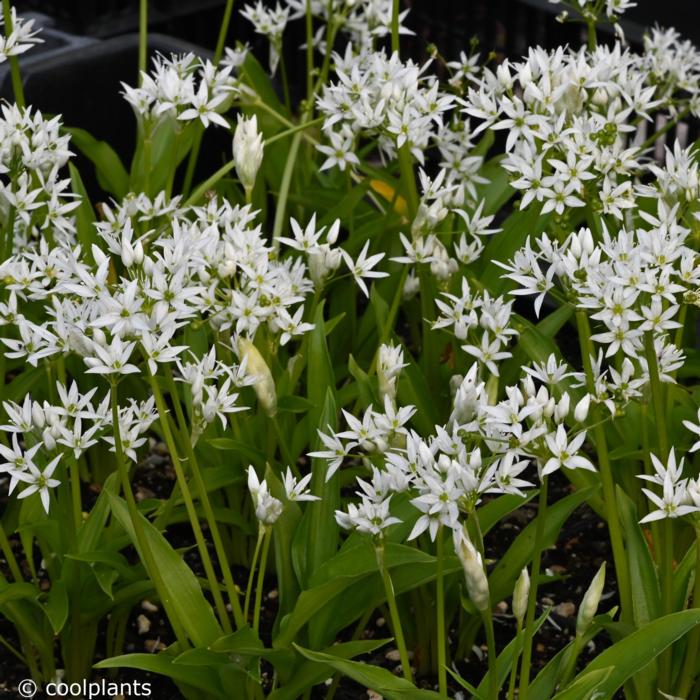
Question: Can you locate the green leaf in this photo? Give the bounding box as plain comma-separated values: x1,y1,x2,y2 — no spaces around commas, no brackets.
0,582,38,606
616,487,660,627
43,579,69,634
551,668,614,700
479,205,549,293
107,493,222,647
68,163,99,256
94,653,227,697
277,395,315,413
65,126,129,198
207,438,267,467
562,609,700,697
294,645,443,699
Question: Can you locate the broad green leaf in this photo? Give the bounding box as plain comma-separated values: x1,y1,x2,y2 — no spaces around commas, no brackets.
616,487,660,627
563,610,700,697
0,582,38,606
294,645,443,699
94,653,227,697
107,493,222,647
530,612,617,699
66,126,129,198
551,668,614,700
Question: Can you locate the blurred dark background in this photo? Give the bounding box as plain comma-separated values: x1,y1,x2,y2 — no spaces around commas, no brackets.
11,0,700,62
5,0,696,197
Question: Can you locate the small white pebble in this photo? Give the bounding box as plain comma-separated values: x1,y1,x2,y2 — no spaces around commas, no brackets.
136,614,151,635
141,600,159,613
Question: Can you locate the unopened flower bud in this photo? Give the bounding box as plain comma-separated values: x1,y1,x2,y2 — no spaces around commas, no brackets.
453,527,490,611
577,562,606,635
121,240,135,268
32,401,45,428
513,567,530,625
42,428,56,451
238,336,277,417
574,394,591,422
554,392,570,423
233,114,264,195
133,240,144,265
543,396,556,419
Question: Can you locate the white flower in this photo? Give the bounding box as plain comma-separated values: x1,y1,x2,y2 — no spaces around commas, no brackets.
542,425,596,476
282,467,319,502
341,241,388,297
13,455,62,514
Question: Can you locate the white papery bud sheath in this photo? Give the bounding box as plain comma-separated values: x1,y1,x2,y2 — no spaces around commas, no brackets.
453,526,490,612
574,394,591,423
233,114,264,194
576,562,606,635
238,336,277,417
512,567,530,626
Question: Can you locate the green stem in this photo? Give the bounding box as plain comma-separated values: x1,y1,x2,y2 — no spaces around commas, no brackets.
482,608,499,700
146,372,233,634
644,331,669,456
391,0,400,54
245,526,265,622
69,456,82,534
376,542,413,682
558,634,584,690
138,0,148,82
436,526,447,698
110,382,189,647
2,0,25,108
518,475,548,700
643,330,674,689
163,365,244,628
677,526,700,697
0,522,22,582
506,623,522,700
272,131,303,247
639,108,691,152
575,311,632,621
253,527,272,634
213,0,235,63
305,0,314,103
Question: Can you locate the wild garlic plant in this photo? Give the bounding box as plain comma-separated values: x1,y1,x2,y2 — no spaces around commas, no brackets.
2,0,700,698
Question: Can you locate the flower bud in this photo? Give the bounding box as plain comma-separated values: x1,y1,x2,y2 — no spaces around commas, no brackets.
238,336,277,417
574,394,591,422
32,401,45,429
121,240,135,268
453,527,490,611
133,240,144,266
513,567,530,626
233,114,264,195
554,392,570,423
576,562,606,635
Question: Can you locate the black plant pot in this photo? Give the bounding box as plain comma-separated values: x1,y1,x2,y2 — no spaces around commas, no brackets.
0,30,233,199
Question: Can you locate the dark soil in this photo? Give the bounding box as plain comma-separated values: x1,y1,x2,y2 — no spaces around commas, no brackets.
1,450,617,699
